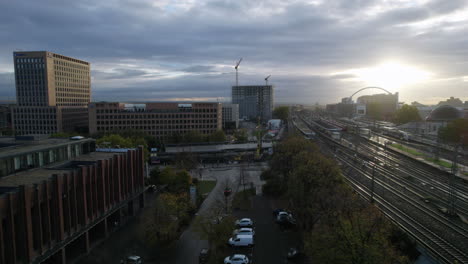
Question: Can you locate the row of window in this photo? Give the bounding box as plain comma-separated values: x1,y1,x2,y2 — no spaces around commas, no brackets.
97,118,217,125
96,126,217,134
56,93,89,98
53,56,89,67
13,108,56,113
15,69,45,79
16,57,44,64
96,108,217,114
0,144,86,177
96,114,218,119
16,63,45,70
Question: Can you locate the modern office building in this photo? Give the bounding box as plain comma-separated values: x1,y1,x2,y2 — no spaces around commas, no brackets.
88,102,222,139
232,85,274,121
0,136,145,264
357,92,399,119
222,103,239,129
11,51,91,135
0,104,12,134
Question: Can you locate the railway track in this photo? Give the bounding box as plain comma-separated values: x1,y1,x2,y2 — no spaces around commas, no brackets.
293,113,468,264
339,156,468,264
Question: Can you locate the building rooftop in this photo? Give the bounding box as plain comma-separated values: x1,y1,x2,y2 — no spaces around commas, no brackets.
0,136,95,159
425,105,463,122
0,152,118,188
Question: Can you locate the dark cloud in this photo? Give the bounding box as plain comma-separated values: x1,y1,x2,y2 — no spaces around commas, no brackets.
0,0,467,104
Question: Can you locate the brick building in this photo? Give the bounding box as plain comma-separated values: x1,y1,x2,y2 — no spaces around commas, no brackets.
11,51,91,135
0,137,145,264
88,102,222,139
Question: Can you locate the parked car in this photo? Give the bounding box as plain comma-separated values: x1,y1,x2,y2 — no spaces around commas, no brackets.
277,213,297,228
199,248,210,264
276,211,292,222
125,256,142,264
224,254,250,264
233,227,255,236
235,218,253,227
287,247,301,259
272,208,285,217
228,234,254,247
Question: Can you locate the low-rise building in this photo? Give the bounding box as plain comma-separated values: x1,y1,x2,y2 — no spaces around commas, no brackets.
0,136,145,264
88,102,222,139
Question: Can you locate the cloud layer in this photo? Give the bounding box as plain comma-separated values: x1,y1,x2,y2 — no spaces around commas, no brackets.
0,0,467,104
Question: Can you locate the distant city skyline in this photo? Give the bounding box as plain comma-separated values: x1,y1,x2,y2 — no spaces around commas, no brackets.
0,0,467,105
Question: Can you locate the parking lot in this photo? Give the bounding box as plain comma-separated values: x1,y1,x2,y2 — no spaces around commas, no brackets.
231,195,302,264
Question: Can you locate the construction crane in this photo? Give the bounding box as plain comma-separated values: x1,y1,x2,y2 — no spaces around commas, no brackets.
265,75,271,86
234,58,243,87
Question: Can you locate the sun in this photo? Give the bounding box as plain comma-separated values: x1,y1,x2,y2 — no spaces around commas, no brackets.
345,62,431,89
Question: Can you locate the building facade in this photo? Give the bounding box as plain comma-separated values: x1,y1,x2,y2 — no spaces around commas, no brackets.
88,102,222,139
11,51,91,135
232,85,274,121
0,137,145,264
0,105,12,135
357,92,399,120
222,103,239,129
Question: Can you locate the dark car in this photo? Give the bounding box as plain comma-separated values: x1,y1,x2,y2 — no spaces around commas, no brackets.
277,214,297,228
199,248,210,263
272,208,285,217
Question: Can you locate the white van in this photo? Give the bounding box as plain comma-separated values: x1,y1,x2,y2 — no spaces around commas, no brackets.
228,234,254,247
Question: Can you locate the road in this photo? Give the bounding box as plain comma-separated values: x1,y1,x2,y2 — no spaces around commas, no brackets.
163,162,267,264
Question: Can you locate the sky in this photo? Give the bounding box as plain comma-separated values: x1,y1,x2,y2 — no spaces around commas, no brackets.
0,0,467,105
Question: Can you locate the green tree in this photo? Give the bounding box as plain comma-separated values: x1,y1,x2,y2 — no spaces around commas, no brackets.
233,129,248,142
208,130,226,142
269,136,318,191
140,193,194,249
96,134,133,148
287,151,346,231
174,152,199,171
305,201,409,264
273,106,290,121
394,104,421,125
171,170,192,193
438,118,468,146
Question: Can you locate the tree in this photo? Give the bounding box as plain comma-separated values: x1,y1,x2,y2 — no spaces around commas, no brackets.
305,201,409,264
273,106,289,121
96,134,133,148
394,104,421,125
269,136,318,191
174,152,199,171
438,118,468,146
156,167,192,193
208,130,226,142
287,151,346,231
233,128,248,142
140,193,194,249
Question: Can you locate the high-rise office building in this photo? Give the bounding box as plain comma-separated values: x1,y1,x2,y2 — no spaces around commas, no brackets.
232,85,274,121
222,103,239,129
11,51,91,135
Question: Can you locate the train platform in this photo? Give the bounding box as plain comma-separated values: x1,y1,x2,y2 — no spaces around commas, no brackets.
369,135,468,181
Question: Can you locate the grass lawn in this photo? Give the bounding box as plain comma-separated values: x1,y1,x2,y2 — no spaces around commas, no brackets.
424,158,453,168
197,180,216,195
390,144,423,156
391,144,456,169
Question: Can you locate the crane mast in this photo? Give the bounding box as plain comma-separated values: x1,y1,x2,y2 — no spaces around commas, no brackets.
235,58,243,87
